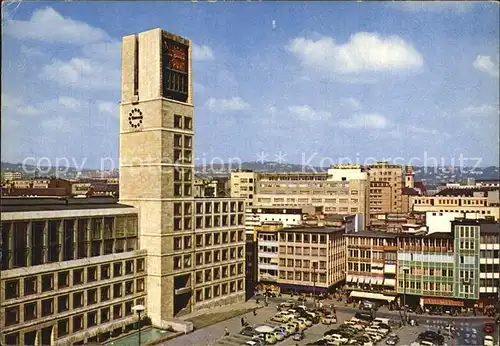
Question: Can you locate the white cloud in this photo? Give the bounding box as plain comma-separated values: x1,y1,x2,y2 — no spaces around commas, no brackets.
461,104,499,117
98,101,118,116
192,43,214,61
391,2,473,13
287,32,424,75
341,97,363,110
58,96,81,110
206,97,249,112
20,45,45,57
40,57,120,91
339,113,389,129
407,125,451,139
41,115,71,133
4,7,109,45
289,105,331,121
473,55,499,78
2,94,42,116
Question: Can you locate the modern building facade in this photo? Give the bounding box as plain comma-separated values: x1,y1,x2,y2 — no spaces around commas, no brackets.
367,162,404,214
253,169,369,225
0,197,147,346
230,170,257,206
411,188,500,220
119,28,246,327
345,231,398,303
253,226,346,293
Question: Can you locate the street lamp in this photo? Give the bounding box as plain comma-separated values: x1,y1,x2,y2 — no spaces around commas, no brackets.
400,266,409,325
132,305,145,346
312,261,318,306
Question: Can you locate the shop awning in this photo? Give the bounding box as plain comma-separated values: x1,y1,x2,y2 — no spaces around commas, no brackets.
383,279,396,287
347,275,354,283
350,291,396,302
422,298,464,307
374,278,383,285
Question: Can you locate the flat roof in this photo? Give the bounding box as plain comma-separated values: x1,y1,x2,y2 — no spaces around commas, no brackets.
345,230,398,238
280,226,345,234
1,197,134,212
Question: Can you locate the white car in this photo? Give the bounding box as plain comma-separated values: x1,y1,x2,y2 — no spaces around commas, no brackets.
290,318,307,331
297,317,313,327
484,336,495,346
365,331,382,342
322,314,338,325
420,341,435,346
325,334,349,344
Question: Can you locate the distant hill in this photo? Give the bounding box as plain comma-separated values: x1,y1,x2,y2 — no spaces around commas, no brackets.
2,160,499,184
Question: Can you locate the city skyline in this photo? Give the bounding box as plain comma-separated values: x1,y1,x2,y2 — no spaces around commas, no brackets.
2,1,499,168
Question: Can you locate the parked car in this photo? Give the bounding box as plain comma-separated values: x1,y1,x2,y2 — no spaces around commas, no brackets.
365,332,382,342
271,313,294,323
293,331,306,341
483,335,495,346
241,326,257,336
420,341,435,346
292,319,308,331
355,312,374,322
324,333,349,345
298,317,314,327
246,340,265,346
271,331,284,342
278,301,295,311
274,327,290,337
353,335,374,346
322,314,338,325
283,323,298,334
386,333,400,345
253,333,277,345
484,323,495,334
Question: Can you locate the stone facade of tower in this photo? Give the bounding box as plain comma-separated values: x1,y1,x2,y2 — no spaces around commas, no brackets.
119,28,246,327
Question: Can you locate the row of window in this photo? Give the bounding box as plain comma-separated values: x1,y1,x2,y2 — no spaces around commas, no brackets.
173,232,245,252
173,247,245,270
4,279,145,327
194,263,244,284
4,258,145,300
278,271,327,283
278,246,328,256
195,279,244,302
398,281,454,292
173,215,245,231
279,259,327,270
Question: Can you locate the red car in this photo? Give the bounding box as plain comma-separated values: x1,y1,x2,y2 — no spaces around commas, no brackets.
484,323,495,334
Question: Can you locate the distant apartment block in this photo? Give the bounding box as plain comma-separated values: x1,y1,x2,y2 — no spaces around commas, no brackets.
3,171,22,181
230,170,257,205
367,162,404,214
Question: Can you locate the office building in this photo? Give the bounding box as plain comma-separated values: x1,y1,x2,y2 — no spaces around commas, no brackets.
1,197,147,346
368,162,404,213
345,231,399,303
230,170,257,205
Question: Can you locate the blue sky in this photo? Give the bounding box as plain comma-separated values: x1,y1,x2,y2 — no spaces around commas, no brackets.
2,1,499,169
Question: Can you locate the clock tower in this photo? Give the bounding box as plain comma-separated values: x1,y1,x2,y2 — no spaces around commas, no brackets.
119,28,194,325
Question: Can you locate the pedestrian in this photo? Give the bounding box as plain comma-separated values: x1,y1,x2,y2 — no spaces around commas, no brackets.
241,317,245,327
225,327,229,336
253,308,257,316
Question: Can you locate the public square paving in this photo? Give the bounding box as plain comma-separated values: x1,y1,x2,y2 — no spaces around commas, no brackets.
161,298,495,346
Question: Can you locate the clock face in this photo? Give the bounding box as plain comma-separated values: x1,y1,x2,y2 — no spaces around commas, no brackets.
128,108,143,129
